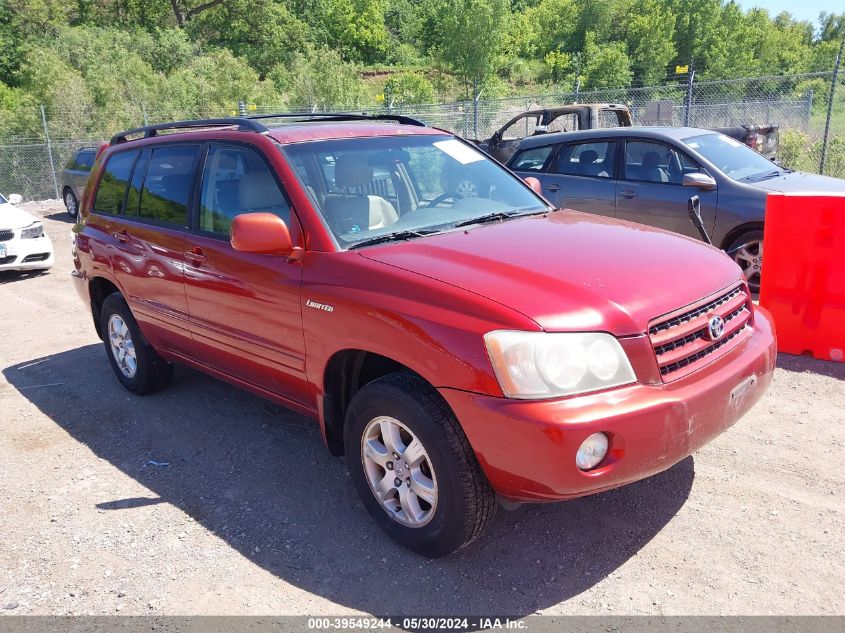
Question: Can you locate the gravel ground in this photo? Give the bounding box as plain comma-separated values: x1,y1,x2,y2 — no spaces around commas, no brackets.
0,200,843,617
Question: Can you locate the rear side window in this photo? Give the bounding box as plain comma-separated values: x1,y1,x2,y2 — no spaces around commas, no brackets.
198,145,290,235
510,146,554,171
137,145,200,226
93,150,139,215
76,151,95,170
551,141,616,179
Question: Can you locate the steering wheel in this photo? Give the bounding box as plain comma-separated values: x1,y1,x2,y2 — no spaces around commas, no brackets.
423,191,463,208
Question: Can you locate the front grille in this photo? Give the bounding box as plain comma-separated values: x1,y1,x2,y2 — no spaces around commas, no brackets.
22,253,50,262
0,229,14,242
0,255,16,265
649,284,753,381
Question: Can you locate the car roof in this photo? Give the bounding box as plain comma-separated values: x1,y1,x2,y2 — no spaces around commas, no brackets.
515,126,717,150
265,121,445,144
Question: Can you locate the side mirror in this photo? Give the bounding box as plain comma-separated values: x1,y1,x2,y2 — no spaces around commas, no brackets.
682,173,717,190
8,193,22,204
523,176,543,195
230,212,296,256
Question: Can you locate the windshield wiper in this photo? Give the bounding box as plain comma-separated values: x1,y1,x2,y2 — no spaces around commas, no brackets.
745,170,784,182
348,229,439,249
452,207,546,229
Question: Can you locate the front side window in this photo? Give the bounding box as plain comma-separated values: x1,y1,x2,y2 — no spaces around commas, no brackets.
510,146,554,172
282,134,548,249
198,145,291,235
93,150,139,215
551,141,616,179
137,145,200,226
624,140,701,184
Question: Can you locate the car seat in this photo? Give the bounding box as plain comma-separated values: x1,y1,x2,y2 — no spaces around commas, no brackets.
324,155,399,233
641,151,668,183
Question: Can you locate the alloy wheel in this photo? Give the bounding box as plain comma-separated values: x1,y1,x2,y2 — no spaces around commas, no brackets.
361,416,438,527
732,239,763,292
65,191,77,217
108,314,137,378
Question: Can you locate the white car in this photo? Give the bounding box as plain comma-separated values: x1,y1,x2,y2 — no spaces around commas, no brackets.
0,193,55,272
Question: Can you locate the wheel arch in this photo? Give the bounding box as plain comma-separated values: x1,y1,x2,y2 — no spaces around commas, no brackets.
88,276,122,339
321,349,442,457
720,221,764,251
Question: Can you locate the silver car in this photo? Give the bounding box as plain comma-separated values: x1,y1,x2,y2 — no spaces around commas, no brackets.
61,147,97,219
507,126,845,292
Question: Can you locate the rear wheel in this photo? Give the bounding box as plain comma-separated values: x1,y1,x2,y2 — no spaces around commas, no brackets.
344,371,496,557
727,229,763,293
64,188,79,219
99,293,173,395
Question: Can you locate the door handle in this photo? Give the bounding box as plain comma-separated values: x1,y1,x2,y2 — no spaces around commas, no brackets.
545,183,561,192
113,230,130,244
184,248,207,265
619,189,639,199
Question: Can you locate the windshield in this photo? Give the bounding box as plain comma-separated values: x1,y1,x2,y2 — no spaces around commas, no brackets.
281,134,549,249
681,133,780,181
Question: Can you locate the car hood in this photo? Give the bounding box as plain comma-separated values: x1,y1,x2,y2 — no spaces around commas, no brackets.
0,203,39,230
359,211,743,335
747,171,845,193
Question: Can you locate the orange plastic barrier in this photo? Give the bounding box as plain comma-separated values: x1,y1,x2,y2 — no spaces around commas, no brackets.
759,192,845,362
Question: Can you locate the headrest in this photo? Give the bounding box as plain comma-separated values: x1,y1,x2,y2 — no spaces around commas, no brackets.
579,150,598,164
239,171,283,210
335,155,373,188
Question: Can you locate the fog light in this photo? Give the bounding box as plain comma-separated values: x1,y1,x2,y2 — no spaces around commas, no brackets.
576,433,609,471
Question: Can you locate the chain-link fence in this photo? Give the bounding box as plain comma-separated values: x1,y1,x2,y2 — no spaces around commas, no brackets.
1,69,843,202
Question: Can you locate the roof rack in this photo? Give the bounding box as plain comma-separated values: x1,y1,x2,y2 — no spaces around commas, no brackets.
243,112,428,127
109,118,269,145
109,112,427,146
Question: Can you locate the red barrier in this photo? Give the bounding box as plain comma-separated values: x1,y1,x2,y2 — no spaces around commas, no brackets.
759,192,845,362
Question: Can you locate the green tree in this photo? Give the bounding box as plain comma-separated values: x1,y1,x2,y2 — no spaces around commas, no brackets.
626,0,676,85
439,0,511,95
270,46,369,109
582,31,632,89
384,72,434,105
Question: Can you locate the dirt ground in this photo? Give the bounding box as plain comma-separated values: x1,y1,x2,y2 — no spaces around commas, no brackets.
0,200,843,617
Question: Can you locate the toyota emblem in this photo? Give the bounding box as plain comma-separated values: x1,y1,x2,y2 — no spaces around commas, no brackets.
707,315,725,340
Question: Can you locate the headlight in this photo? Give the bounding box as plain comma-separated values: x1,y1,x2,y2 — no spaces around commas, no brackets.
21,222,44,239
484,331,636,399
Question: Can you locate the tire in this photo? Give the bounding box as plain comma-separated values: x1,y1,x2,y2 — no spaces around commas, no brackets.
64,188,79,219
99,293,173,395
344,371,496,557
727,229,763,294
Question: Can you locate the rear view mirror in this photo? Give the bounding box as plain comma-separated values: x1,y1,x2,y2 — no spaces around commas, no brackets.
230,212,295,256
7,193,22,204
682,173,717,190
523,176,543,195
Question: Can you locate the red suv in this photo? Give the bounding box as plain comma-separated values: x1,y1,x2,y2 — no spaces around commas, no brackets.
72,114,776,557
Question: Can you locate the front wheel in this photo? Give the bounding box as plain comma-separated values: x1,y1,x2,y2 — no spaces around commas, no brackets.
727,229,763,293
344,372,496,557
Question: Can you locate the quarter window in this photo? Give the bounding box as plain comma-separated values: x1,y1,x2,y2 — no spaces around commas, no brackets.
551,142,616,178
137,145,200,226
93,150,139,215
198,145,290,235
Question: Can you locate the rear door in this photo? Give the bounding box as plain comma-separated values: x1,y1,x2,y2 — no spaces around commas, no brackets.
614,139,717,238
532,139,618,217
182,142,308,404
93,143,198,353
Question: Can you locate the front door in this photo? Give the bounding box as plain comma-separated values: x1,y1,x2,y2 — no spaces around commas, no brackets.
614,139,718,239
183,143,308,404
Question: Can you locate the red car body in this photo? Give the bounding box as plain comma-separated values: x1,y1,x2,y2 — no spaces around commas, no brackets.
71,121,776,505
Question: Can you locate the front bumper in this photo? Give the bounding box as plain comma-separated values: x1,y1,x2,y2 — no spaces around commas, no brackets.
440,309,777,502
0,234,54,271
